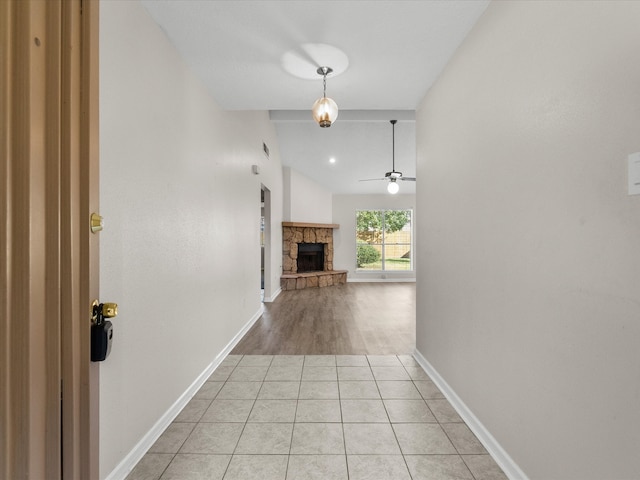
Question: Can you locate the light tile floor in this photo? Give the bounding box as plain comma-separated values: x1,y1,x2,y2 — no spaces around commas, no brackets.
125,355,508,480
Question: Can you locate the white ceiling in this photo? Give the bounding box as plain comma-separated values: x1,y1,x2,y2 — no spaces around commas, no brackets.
141,0,489,194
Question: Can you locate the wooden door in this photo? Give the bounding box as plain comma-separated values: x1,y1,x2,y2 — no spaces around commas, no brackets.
0,1,100,478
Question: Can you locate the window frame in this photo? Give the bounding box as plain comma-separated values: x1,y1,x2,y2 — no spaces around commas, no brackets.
355,208,413,272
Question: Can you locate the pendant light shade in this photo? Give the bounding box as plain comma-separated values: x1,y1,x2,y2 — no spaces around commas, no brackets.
312,66,338,128
312,97,339,128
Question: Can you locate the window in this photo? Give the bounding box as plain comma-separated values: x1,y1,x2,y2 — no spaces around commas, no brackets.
356,209,412,271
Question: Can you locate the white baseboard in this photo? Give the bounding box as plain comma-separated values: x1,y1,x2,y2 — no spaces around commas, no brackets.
104,305,264,480
347,277,416,283
263,287,282,302
413,349,528,480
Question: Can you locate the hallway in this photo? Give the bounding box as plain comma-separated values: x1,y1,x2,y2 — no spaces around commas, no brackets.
125,284,507,479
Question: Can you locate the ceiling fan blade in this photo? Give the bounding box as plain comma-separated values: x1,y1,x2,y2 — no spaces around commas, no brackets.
359,178,386,182
400,177,416,181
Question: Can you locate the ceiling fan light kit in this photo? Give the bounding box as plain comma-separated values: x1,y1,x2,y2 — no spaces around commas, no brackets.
387,178,400,194
359,119,416,193
312,66,338,128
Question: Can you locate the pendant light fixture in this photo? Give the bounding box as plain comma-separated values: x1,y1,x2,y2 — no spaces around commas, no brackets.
312,66,338,128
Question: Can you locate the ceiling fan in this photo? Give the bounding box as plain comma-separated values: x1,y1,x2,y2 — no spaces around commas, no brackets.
359,119,416,194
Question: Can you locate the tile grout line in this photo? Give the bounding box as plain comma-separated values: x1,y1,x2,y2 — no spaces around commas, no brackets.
338,361,350,480
389,355,417,480
218,354,245,480
283,363,302,480
227,354,268,479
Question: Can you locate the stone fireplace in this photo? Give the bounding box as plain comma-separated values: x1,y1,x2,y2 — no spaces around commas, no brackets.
281,222,347,290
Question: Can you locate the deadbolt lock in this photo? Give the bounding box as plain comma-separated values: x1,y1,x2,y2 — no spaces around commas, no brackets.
90,300,118,325
101,303,118,318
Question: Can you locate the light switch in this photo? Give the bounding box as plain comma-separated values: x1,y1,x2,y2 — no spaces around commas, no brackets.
629,152,640,195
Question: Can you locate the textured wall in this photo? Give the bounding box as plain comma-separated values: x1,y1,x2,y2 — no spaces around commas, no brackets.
416,1,640,478
283,167,333,224
99,2,283,477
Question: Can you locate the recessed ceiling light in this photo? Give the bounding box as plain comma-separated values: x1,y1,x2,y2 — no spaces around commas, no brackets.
329,157,336,164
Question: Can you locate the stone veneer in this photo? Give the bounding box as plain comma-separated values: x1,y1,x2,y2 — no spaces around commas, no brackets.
281,222,347,290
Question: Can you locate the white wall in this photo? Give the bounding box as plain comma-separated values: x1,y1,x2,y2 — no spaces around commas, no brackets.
283,166,333,223
333,194,416,281
416,1,640,479
99,2,283,478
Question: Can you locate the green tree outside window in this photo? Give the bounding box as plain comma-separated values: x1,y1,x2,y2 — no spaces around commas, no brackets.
356,209,412,271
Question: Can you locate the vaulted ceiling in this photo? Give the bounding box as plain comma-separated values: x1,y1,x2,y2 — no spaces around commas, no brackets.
141,0,489,194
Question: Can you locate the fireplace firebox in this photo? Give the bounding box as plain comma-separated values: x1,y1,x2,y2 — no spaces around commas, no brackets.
297,243,325,273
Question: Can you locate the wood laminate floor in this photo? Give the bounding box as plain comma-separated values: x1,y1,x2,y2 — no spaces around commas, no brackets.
232,283,416,355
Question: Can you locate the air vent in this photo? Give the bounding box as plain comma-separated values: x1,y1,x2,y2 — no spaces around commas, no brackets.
263,142,270,158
